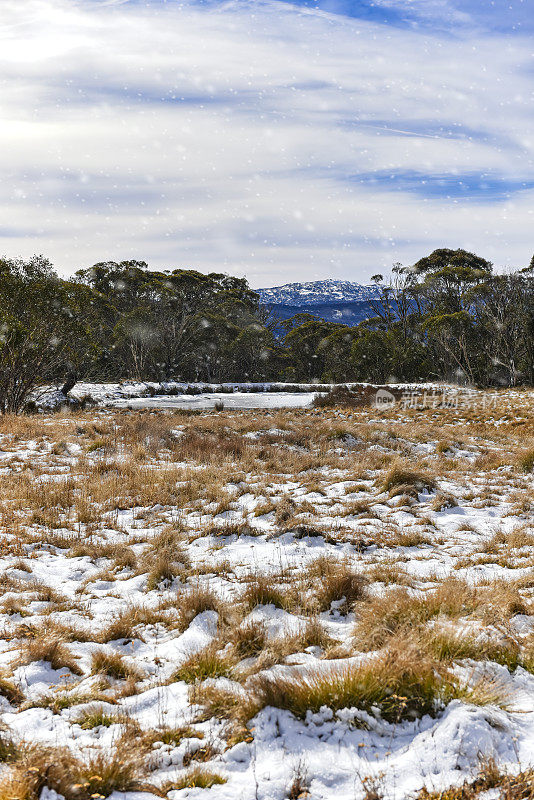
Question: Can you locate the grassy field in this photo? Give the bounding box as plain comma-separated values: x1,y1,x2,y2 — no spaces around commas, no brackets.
0,390,532,799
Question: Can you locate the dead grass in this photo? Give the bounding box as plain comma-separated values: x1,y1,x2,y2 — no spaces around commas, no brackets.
172,645,236,683
166,765,227,790
0,675,24,706
381,462,436,495
253,636,457,722
18,637,82,676
0,738,156,800
97,604,165,643
91,649,142,681
518,447,534,473
353,579,528,651
305,556,368,613
241,575,291,610
0,400,532,793
417,759,534,800
190,682,261,725
231,620,268,658
175,586,226,631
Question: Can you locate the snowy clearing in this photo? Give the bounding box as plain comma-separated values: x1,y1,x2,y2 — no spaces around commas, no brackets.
0,390,532,799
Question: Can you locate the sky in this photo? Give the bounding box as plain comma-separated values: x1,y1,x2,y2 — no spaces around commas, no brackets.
1,0,533,287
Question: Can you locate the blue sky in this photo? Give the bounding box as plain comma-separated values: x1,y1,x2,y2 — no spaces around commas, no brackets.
1,0,533,285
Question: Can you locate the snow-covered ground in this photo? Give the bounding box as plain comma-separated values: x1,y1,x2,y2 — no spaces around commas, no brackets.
38,380,451,411
0,391,532,798
110,391,314,410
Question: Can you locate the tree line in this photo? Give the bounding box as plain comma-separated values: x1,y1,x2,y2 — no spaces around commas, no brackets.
0,249,532,412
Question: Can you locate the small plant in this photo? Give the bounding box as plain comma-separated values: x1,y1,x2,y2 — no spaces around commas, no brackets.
288,759,310,799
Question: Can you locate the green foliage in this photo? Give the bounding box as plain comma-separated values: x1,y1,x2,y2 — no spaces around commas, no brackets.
1,249,532,408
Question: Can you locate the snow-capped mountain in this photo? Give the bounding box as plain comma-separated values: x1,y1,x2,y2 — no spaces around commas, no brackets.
256,279,378,307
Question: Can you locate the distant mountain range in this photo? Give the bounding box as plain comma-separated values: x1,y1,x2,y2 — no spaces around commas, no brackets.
255,279,378,326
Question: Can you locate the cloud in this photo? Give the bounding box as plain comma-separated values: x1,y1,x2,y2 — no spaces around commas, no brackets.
0,0,533,285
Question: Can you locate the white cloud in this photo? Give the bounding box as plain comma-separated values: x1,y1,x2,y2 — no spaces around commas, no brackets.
0,0,533,284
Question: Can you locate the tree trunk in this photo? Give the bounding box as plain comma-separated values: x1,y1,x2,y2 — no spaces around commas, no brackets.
61,371,77,396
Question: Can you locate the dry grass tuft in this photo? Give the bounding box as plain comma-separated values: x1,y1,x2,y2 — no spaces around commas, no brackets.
308,556,368,613
253,636,456,722
19,637,82,676
518,447,534,473
176,586,224,631
91,649,142,681
166,765,227,790
0,738,156,800
0,675,24,706
231,620,268,658
241,575,290,610
172,645,236,683
381,462,436,495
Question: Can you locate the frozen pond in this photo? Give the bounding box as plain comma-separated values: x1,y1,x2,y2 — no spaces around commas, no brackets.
109,391,317,410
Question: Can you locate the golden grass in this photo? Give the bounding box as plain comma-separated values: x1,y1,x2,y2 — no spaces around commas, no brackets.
90,650,142,681
0,397,531,792
172,645,236,683
19,637,82,676
0,738,157,800
253,636,456,722
166,766,227,790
